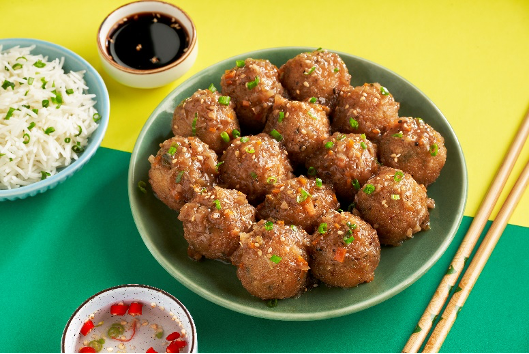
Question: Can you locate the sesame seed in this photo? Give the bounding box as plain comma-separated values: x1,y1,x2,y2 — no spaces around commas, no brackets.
303,81,309,87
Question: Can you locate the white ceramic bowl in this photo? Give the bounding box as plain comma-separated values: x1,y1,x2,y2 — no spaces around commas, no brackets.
97,1,198,89
0,38,110,201
62,284,197,353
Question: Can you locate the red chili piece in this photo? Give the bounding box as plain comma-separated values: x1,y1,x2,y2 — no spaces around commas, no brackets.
110,303,129,316
79,347,97,353
128,302,143,316
146,347,158,353
80,320,95,336
166,340,187,353
165,332,181,341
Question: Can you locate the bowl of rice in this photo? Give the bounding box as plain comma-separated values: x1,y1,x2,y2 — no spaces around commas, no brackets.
0,38,110,201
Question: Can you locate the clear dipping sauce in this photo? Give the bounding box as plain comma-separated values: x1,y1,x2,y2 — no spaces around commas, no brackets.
106,12,189,70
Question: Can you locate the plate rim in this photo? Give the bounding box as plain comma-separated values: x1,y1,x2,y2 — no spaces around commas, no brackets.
128,46,468,321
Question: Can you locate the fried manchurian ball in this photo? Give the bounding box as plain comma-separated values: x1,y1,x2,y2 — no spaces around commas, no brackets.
171,88,240,155
305,132,379,204
332,83,400,141
378,117,447,186
278,48,350,110
178,186,256,262
220,58,285,133
263,95,331,166
354,166,435,246
148,136,218,211
257,176,340,234
310,210,380,288
231,219,311,300
218,133,294,205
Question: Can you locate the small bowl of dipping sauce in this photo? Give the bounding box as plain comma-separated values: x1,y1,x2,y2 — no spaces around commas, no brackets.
62,284,197,353
97,0,198,89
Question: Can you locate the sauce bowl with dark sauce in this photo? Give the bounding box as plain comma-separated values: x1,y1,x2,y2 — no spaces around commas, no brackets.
97,1,198,89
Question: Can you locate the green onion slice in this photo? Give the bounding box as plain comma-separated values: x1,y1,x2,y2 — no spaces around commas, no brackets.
138,180,147,193
12,63,23,70
380,86,390,95
270,254,282,264
218,96,231,105
297,188,311,203
22,133,30,144
240,136,249,143
175,171,185,183
315,178,323,187
343,234,355,245
250,171,258,180
352,179,360,190
5,107,15,120
349,117,359,129
430,143,439,156
40,171,51,180
265,221,274,231
28,122,36,130
245,146,255,153
318,223,327,234
270,129,283,142
394,170,404,182
43,127,55,135
309,97,317,103
278,111,285,122
214,199,222,210
93,113,101,122
307,110,318,119
325,141,334,149
236,59,245,68
64,137,71,143
267,176,277,185
360,141,367,150
363,184,375,194
392,132,403,138
391,194,401,200
304,66,316,75
167,143,178,155
232,129,241,138
246,76,260,89
2,80,15,90
307,166,317,176
215,161,224,171
75,125,82,137
220,131,230,143
66,88,74,95
192,113,198,136
208,83,217,92
33,60,46,68
333,67,340,73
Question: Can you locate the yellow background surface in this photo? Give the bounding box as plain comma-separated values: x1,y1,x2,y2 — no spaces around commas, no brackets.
2,0,529,226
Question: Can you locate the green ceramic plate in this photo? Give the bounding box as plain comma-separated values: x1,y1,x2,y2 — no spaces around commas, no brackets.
128,47,467,321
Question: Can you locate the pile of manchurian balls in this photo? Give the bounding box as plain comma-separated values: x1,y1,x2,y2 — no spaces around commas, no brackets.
148,48,446,301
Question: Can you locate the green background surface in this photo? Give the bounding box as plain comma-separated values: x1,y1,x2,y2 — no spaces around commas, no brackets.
1,147,527,353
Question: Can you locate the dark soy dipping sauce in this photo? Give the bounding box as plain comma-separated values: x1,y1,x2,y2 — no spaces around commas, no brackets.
107,12,189,70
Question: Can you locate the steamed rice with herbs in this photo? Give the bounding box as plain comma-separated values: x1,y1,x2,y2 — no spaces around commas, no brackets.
0,45,100,189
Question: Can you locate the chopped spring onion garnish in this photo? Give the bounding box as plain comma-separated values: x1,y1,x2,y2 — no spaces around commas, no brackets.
267,176,277,184
32,108,38,114
315,178,323,187
392,132,403,138
270,129,283,142
360,141,367,150
27,77,34,85
337,134,346,141
12,63,23,70
22,133,30,144
44,127,55,135
236,59,245,68
380,86,390,95
361,133,367,140
240,136,249,143
2,80,14,90
138,181,147,193
41,77,47,89
64,137,71,143
270,254,282,264
352,179,360,190
416,117,424,123
33,60,46,68
246,76,260,89
349,117,359,129
51,90,63,104
290,225,298,231
265,221,274,231
175,171,185,183
347,202,355,212
363,184,375,194
307,110,318,119
278,111,285,122
346,221,357,230
430,143,439,156
232,129,241,138
66,88,74,95
266,299,278,308
307,166,317,176
28,122,36,130
394,170,404,182
214,199,222,210
391,194,400,200
309,97,317,103
250,171,258,180
343,233,355,245
72,142,84,153
167,143,178,155
245,146,255,153
218,96,231,105
75,125,82,137
192,113,198,135
93,113,101,122
40,171,51,180
220,131,230,142
333,67,339,73
297,188,311,203
325,141,334,149
16,56,27,61
304,66,316,75
5,107,15,120
215,161,224,171
208,83,217,92
316,47,323,51
318,223,327,234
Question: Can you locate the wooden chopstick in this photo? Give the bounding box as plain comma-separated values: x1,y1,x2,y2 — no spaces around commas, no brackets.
403,104,529,353
422,157,529,352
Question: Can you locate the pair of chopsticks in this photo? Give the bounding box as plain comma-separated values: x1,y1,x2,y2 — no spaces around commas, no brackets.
403,104,529,353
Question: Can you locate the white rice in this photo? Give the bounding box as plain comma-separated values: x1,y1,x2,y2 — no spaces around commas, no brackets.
0,45,99,189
